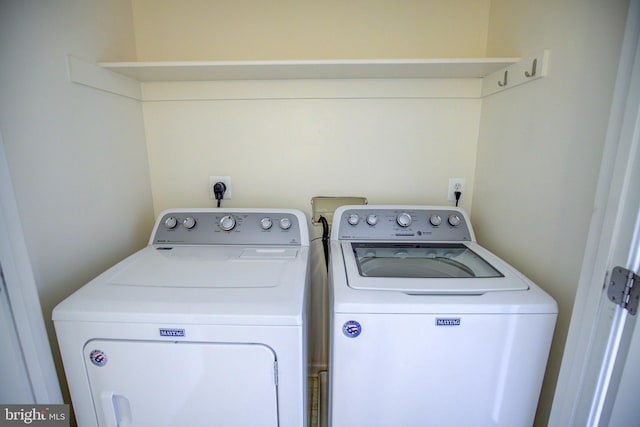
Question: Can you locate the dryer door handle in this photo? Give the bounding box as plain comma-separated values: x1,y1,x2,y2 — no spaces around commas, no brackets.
101,391,132,427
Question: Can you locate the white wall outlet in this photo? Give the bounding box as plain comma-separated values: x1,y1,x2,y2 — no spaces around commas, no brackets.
447,178,465,201
209,176,232,200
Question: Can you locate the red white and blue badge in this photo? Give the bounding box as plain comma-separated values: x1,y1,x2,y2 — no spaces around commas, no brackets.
343,320,362,338
89,349,107,366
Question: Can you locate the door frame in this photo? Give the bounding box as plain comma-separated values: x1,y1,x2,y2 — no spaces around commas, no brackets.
0,130,62,403
548,0,640,424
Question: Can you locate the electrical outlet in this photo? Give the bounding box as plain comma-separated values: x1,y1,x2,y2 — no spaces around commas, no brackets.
209,176,232,200
447,178,465,202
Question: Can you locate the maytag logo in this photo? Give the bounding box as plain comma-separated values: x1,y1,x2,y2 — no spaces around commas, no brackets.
436,318,461,326
160,328,185,337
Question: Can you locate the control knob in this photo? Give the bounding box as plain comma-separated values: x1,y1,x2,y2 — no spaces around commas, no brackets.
429,214,442,226
347,214,360,226
260,217,273,230
183,217,196,229
219,215,236,231
448,214,462,227
396,212,412,227
366,214,378,226
279,217,292,230
164,216,178,229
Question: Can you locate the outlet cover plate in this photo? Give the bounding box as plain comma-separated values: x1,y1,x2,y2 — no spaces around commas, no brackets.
209,176,232,200
447,178,465,201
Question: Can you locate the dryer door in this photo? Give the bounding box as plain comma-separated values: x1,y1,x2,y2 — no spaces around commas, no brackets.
83,340,278,427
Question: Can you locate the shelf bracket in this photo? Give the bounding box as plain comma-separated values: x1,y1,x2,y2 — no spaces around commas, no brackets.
67,56,142,101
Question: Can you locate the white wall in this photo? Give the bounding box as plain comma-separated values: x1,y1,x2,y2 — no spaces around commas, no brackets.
0,0,154,401
476,0,630,425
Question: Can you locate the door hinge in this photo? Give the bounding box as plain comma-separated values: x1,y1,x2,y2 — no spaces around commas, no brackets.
607,266,640,315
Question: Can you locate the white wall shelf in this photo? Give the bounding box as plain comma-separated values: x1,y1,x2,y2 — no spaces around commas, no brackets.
98,58,521,81
70,55,550,100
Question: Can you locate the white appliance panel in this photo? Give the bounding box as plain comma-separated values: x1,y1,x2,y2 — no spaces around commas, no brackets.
84,340,278,427
330,312,556,427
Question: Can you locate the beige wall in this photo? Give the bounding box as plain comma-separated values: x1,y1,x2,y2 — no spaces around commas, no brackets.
130,0,491,60
476,0,629,425
142,87,480,216
131,0,495,217
0,0,154,401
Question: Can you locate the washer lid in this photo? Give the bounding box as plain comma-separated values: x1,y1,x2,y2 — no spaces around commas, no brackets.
107,246,298,288
342,242,529,294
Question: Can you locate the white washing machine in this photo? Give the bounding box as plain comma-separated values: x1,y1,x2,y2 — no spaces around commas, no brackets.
54,208,310,427
329,205,557,427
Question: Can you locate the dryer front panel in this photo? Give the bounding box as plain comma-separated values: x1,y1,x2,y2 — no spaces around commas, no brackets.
83,340,278,427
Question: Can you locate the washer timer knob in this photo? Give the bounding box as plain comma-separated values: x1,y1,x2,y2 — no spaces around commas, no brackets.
448,214,462,227
183,217,197,229
396,212,412,227
260,217,273,230
347,214,360,226
219,215,236,231
279,217,292,230
164,216,178,229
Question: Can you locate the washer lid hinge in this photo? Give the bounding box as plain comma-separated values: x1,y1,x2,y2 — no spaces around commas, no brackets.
607,266,640,315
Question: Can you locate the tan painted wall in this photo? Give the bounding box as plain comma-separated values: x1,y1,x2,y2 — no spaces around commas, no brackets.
476,0,629,425
130,0,491,60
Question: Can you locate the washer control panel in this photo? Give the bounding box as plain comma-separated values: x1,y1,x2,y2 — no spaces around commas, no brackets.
152,209,305,246
335,206,472,241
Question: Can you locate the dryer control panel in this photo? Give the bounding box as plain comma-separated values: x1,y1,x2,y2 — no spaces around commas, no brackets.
334,206,473,242
151,209,307,246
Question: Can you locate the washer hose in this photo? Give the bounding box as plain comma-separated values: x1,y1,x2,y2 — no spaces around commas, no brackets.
319,216,329,271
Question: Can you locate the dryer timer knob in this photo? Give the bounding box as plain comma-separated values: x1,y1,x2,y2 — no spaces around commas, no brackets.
219,215,236,231
396,212,412,227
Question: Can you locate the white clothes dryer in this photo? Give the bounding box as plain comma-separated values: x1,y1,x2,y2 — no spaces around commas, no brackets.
54,208,310,427
329,205,557,427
